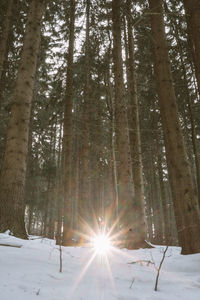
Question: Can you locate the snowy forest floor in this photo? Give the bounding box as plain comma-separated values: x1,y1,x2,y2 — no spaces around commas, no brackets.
0,233,200,300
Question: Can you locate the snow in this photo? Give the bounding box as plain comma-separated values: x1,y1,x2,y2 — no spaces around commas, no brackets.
0,233,200,300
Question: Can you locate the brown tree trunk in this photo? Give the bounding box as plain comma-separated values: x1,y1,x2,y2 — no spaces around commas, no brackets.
55,123,63,245
171,18,200,207
125,0,147,247
62,0,75,246
156,138,171,244
0,0,13,80
0,0,13,112
148,0,200,254
0,0,46,238
80,0,90,227
183,0,200,96
112,0,136,247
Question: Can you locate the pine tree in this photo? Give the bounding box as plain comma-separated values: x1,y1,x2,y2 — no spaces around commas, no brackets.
62,0,75,246
112,0,136,247
148,0,200,254
125,0,146,247
0,0,47,238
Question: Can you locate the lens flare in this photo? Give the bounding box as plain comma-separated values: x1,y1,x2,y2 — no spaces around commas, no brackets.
92,234,111,255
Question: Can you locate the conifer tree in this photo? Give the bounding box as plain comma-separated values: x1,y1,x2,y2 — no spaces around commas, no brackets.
148,0,200,254
0,0,47,238
62,0,76,246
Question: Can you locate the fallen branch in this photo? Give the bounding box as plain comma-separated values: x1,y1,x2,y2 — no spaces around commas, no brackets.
128,260,155,266
0,243,22,248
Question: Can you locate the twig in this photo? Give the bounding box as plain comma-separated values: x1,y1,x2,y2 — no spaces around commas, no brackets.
129,277,135,289
59,244,62,273
154,246,168,291
128,260,155,266
0,243,22,248
36,288,40,296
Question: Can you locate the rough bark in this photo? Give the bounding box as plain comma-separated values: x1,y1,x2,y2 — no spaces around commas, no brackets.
125,0,147,247
0,0,13,80
62,0,75,246
112,0,136,246
80,0,90,226
0,0,46,238
0,0,13,111
183,0,200,96
148,0,200,254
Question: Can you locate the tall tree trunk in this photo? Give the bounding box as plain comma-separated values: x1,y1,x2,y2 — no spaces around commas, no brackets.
148,0,200,254
172,20,200,207
112,0,136,246
62,0,75,246
183,0,200,96
125,0,147,247
0,0,13,80
164,1,200,207
0,0,46,238
80,0,90,227
156,137,171,244
0,0,13,112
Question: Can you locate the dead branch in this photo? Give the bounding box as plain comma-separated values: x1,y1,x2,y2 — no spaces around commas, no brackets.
154,246,169,291
59,244,62,273
128,260,155,266
129,277,135,289
0,243,22,248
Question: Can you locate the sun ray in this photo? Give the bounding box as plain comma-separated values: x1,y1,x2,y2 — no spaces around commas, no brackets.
104,253,117,295
67,251,97,299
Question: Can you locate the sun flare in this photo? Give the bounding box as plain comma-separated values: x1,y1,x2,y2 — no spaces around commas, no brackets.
92,234,111,255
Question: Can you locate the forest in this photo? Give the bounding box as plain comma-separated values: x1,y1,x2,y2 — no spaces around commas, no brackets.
0,0,200,259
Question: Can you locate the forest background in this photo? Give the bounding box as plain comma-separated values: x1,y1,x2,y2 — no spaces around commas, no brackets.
0,0,200,255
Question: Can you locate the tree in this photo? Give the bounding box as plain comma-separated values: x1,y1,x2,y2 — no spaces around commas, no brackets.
62,0,76,246
79,0,91,227
112,0,137,247
0,0,13,108
125,0,146,247
148,0,200,254
0,0,47,238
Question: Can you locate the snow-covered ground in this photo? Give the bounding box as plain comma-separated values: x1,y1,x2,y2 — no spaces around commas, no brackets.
0,232,200,300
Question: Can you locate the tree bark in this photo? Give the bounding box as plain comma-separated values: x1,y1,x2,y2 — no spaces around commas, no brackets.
80,0,90,227
125,0,147,247
62,0,75,246
0,0,13,112
156,138,171,244
148,0,200,254
112,0,136,246
0,0,46,238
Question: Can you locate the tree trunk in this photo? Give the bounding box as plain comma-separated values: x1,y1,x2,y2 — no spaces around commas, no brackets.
80,0,90,227
156,138,171,244
112,0,136,247
171,18,200,207
148,0,200,254
183,0,200,96
0,0,13,112
0,0,46,238
0,0,13,80
62,0,75,246
125,0,147,247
